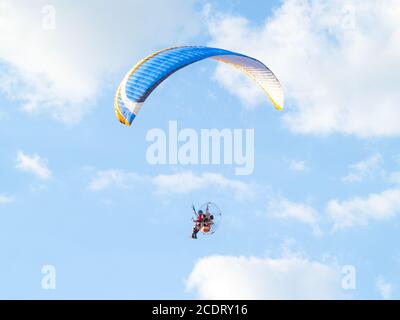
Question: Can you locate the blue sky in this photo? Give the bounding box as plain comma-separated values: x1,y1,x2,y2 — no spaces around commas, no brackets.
1,0,400,299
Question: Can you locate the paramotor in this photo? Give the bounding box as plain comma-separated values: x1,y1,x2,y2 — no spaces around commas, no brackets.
192,202,222,238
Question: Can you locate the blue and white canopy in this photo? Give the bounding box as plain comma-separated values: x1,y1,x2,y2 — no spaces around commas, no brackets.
114,46,283,126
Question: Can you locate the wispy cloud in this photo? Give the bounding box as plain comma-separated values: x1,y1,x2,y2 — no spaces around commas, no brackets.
88,169,145,192
207,0,400,137
327,189,400,230
186,254,341,299
88,170,254,201
266,195,322,235
376,276,394,300
341,154,383,183
0,194,14,204
153,171,254,200
269,186,400,232
288,160,307,172
388,171,400,185
15,151,51,180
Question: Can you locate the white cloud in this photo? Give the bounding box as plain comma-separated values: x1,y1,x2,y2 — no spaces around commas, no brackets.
0,0,199,123
327,189,400,230
207,0,400,137
288,159,307,172
0,194,14,204
88,170,254,200
341,154,383,183
267,196,322,235
88,169,144,192
376,276,394,300
15,151,51,180
153,171,254,200
388,171,400,185
269,186,400,232
186,255,341,299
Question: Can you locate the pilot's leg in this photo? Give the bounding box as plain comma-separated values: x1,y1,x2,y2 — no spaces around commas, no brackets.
192,226,198,239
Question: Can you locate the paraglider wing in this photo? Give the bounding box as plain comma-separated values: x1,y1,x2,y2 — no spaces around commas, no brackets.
114,46,283,126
